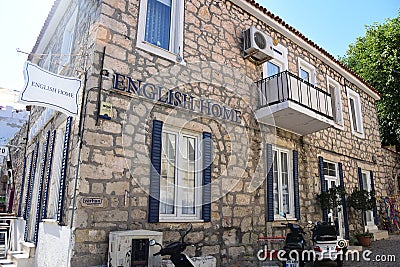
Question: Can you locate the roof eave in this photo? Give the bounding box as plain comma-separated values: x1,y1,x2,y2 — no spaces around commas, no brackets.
232,0,381,101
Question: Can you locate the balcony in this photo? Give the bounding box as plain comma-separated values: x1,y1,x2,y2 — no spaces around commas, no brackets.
255,71,334,135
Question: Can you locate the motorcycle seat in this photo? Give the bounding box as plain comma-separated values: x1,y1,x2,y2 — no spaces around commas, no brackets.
314,235,337,241
284,243,303,249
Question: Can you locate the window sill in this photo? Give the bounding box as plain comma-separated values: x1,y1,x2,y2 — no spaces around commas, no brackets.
159,219,204,223
332,122,344,131
136,41,186,65
351,130,365,139
42,219,59,225
273,216,297,222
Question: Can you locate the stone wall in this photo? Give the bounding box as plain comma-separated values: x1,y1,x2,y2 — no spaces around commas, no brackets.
7,0,400,266
67,0,400,266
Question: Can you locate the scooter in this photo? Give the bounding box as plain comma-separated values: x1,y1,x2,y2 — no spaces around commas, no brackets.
279,212,307,267
310,215,347,267
149,224,195,267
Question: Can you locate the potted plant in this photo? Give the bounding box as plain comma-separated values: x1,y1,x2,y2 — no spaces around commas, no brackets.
347,188,376,246
355,230,374,246
316,186,345,211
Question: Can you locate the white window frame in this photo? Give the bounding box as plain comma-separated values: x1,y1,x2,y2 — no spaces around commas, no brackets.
46,120,67,220
327,77,344,129
347,87,364,137
272,146,294,220
159,126,202,222
136,0,185,64
323,160,338,189
262,43,288,78
298,58,316,85
58,7,78,74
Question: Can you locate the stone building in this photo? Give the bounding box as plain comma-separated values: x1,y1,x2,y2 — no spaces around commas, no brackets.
2,0,400,266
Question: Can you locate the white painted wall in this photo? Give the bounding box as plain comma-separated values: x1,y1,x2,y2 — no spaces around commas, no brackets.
11,218,26,251
35,221,71,267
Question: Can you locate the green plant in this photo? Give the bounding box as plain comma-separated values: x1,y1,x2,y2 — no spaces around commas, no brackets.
355,230,373,238
347,189,377,232
347,189,376,212
316,186,346,210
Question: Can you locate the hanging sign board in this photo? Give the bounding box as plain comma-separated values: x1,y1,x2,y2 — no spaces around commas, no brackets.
18,61,82,116
0,146,9,157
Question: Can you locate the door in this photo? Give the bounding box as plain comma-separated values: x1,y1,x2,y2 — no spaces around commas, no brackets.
323,161,344,238
362,171,375,226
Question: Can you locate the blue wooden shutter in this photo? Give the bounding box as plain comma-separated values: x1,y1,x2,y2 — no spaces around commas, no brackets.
17,157,27,217
57,117,73,224
357,167,364,190
33,131,50,245
370,171,378,225
357,167,366,225
148,120,163,223
338,162,350,240
202,132,212,222
293,150,300,220
24,142,39,241
266,144,274,222
23,151,35,220
318,156,328,222
42,130,56,219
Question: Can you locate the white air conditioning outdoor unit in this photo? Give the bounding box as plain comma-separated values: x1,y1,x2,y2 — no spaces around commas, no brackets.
108,230,162,267
243,26,274,64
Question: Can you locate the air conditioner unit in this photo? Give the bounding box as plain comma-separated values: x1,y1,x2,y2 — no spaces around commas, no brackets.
108,230,162,267
243,26,274,64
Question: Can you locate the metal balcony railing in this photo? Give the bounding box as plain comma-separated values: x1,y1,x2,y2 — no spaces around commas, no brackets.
256,71,333,120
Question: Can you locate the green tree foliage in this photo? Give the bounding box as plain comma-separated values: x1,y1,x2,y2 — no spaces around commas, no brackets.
340,12,400,147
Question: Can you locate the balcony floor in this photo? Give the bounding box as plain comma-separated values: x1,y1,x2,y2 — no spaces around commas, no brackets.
255,100,334,135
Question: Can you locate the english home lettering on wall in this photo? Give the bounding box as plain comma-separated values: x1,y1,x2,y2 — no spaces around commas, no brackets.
112,73,241,123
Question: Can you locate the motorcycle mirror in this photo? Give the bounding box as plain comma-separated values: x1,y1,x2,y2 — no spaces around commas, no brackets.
149,239,156,246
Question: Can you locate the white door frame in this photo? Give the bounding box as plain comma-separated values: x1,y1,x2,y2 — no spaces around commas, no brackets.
361,171,375,227
324,161,344,238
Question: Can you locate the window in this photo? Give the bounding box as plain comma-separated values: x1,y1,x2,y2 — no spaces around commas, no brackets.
272,147,293,217
263,44,288,78
159,128,201,220
137,0,184,63
58,8,78,73
298,58,316,84
46,122,66,219
347,88,364,136
323,161,338,191
300,69,309,82
327,77,344,127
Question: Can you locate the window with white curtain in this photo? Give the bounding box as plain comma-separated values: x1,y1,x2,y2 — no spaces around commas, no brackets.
327,77,344,128
347,87,364,137
137,0,184,63
159,127,201,221
58,7,78,73
272,147,293,217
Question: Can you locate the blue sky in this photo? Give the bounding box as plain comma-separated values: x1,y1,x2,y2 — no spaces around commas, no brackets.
259,0,399,57
0,0,399,98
